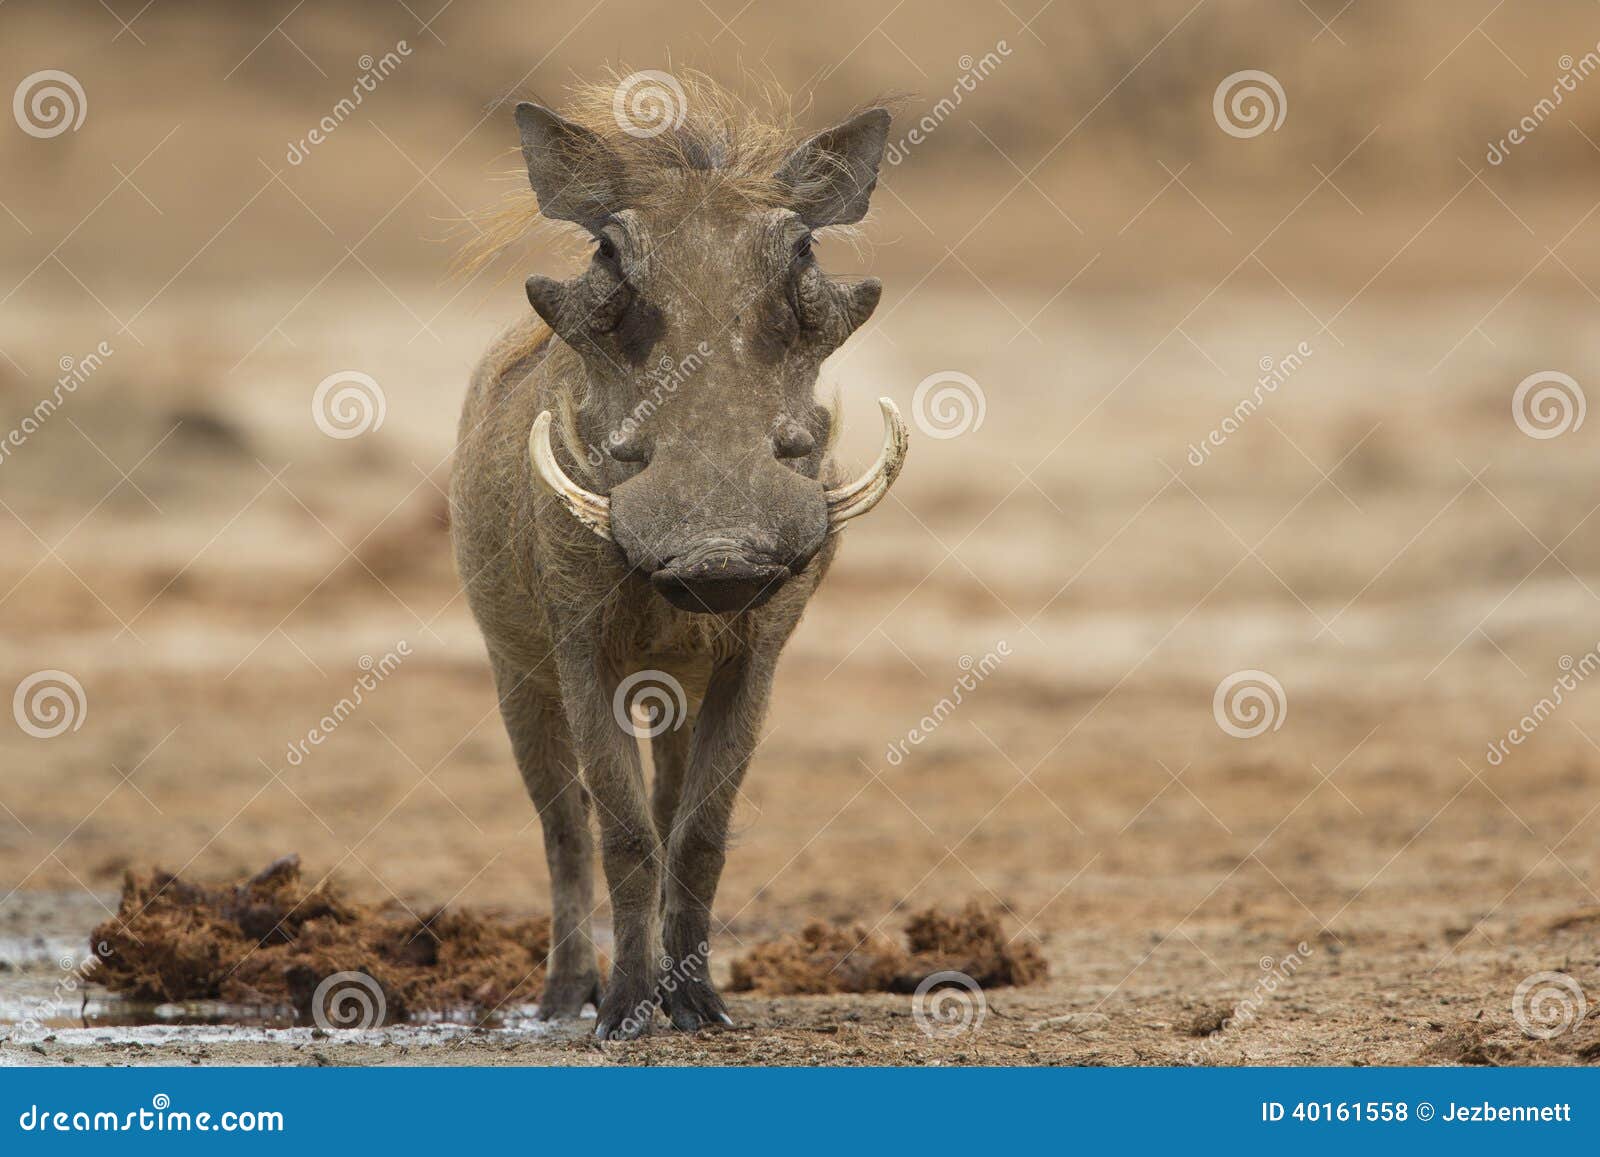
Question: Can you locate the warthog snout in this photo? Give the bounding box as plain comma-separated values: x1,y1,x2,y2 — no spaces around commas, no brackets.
604,441,829,614
649,535,793,614
528,399,909,618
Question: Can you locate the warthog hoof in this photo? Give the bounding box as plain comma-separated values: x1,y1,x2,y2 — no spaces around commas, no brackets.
660,976,734,1032
534,970,601,1021
594,974,659,1040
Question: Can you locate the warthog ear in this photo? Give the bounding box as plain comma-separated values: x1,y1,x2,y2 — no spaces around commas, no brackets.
775,108,891,228
514,102,626,229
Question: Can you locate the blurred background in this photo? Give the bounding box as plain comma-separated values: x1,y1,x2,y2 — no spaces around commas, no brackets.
3,0,1600,1062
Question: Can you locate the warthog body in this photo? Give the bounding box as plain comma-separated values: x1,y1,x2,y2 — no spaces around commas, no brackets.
449,78,903,1038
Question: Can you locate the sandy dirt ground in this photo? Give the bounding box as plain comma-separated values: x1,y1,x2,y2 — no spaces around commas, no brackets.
4,1,1600,1066
5,288,1600,1068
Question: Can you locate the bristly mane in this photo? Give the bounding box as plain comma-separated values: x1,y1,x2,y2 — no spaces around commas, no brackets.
462,71,817,277
461,70,886,391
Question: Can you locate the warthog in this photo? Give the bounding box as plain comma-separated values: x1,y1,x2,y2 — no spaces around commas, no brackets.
449,78,906,1038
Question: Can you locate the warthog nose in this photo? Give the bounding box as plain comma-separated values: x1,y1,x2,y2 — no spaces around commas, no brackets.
650,546,790,615
676,536,745,563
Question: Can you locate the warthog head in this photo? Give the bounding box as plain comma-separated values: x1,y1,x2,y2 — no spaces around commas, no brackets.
515,92,906,614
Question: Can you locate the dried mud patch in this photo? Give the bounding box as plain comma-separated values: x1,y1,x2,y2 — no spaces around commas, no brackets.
728,902,1046,996
89,856,552,1022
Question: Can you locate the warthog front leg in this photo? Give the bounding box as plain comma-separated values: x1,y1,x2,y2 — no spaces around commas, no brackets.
659,652,775,1030
650,724,692,865
491,657,600,1021
556,648,664,1040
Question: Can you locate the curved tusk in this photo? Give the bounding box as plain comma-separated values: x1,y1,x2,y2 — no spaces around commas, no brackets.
529,410,613,541
824,397,909,533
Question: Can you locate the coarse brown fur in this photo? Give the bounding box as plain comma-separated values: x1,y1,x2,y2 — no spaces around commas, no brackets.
449,74,894,1037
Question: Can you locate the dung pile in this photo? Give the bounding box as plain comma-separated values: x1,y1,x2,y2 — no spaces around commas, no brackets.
728,901,1047,995
728,920,908,995
90,855,551,1023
